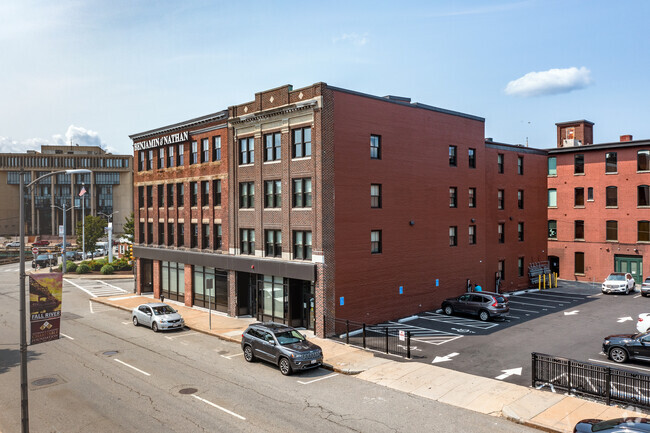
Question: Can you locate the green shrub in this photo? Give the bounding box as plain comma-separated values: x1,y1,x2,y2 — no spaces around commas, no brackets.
89,260,104,271
57,264,63,272
76,264,90,274
100,264,114,275
112,259,132,271
65,262,77,272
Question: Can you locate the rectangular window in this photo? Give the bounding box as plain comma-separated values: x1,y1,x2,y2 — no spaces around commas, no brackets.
240,229,255,255
606,220,618,241
449,146,457,167
449,226,457,246
158,222,164,245
548,220,557,239
239,137,254,165
146,186,153,208
639,185,650,207
575,252,585,274
468,148,476,168
264,132,281,162
517,156,524,175
157,184,164,208
177,183,184,207
139,152,145,171
191,223,198,248
548,157,557,176
201,138,209,163
518,257,524,277
178,223,184,246
639,150,650,171
190,181,198,207
201,181,209,207
178,144,184,166
371,184,382,208
605,152,617,173
147,150,153,170
293,231,312,260
147,222,153,244
138,186,144,208
498,223,505,243
265,230,282,257
292,127,312,158
239,182,255,209
264,180,281,208
449,187,457,208
468,225,476,245
202,223,210,249
518,222,524,241
548,189,557,207
497,153,504,173
167,222,174,246
159,147,165,169
469,187,476,208
575,187,585,207
138,222,144,244
497,190,504,210
213,136,221,161
639,221,650,242
213,179,222,206
498,260,505,281
371,230,382,254
213,224,222,250
606,186,618,207
574,154,584,174
370,134,381,160
292,178,312,208
167,184,174,207
168,145,175,168
588,187,594,201
517,190,524,209
191,141,198,165
575,220,585,240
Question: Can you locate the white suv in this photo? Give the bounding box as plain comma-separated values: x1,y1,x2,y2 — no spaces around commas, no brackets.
602,272,635,295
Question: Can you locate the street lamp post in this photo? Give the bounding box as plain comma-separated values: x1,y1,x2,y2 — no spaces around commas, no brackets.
18,168,90,432
52,202,75,273
99,211,119,263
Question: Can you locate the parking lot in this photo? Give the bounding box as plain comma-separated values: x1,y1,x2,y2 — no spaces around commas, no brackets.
369,281,650,387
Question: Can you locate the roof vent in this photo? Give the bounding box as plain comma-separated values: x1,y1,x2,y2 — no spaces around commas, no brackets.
620,134,633,142
383,95,411,103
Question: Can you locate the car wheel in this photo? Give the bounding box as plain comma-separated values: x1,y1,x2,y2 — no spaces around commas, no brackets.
132,316,138,326
609,347,628,363
479,310,490,322
152,322,159,332
279,357,292,376
243,345,255,362
443,305,454,316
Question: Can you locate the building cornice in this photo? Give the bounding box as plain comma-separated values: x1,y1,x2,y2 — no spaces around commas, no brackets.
129,110,228,141
229,100,318,126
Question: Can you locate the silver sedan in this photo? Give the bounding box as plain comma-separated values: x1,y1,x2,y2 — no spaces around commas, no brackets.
131,302,184,332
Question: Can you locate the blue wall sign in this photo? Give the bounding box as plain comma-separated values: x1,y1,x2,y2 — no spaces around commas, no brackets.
340,297,344,306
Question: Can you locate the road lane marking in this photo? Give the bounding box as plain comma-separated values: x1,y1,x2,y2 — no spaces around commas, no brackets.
89,300,94,313
221,353,244,359
588,359,650,373
114,359,151,376
66,279,97,297
508,300,556,308
192,395,246,420
432,353,459,363
165,331,199,340
527,292,586,300
508,307,539,313
298,373,339,385
96,280,128,293
122,321,131,325
60,333,74,340
495,367,522,380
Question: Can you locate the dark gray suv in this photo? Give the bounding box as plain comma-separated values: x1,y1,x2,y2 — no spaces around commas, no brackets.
241,322,323,375
441,291,509,321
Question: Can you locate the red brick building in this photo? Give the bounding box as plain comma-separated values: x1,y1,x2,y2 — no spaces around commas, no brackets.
547,120,650,284
130,83,548,336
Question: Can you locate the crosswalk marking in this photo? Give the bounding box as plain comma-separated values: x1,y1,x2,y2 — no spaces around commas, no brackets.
419,312,498,329
367,321,464,346
65,278,128,298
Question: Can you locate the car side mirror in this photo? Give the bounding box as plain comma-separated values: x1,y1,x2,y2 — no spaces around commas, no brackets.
146,311,152,316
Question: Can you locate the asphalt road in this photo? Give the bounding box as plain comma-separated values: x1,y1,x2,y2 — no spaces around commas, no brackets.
370,281,650,387
0,263,536,433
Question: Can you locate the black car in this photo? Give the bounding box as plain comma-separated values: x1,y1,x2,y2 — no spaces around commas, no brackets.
602,332,650,364
32,254,56,269
441,291,509,321
574,417,650,432
241,322,323,376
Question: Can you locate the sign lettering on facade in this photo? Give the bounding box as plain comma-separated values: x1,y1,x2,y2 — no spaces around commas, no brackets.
134,131,189,151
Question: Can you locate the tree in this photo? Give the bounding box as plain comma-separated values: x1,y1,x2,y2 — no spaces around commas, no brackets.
123,212,134,243
75,215,107,254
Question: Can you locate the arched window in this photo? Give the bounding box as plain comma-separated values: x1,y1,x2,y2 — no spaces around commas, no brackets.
638,150,650,171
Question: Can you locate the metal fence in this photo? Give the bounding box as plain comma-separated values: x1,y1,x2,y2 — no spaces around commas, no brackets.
323,315,412,358
532,352,650,407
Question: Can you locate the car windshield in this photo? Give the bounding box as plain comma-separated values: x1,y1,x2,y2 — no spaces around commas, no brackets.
36,255,49,260
645,278,650,283
607,274,625,281
275,330,305,345
152,305,176,315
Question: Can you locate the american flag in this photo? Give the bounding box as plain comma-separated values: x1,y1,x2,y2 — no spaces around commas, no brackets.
79,186,87,197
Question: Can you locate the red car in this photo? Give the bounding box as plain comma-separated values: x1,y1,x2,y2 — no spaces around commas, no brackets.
32,240,50,247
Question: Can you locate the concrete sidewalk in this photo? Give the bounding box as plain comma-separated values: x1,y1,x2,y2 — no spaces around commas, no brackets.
92,294,646,433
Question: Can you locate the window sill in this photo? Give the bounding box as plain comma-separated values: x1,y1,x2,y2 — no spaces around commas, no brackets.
605,206,618,209
292,207,312,211
292,157,312,161
263,160,281,165
605,172,618,175
548,206,557,209
548,238,557,241
239,208,254,211
574,273,586,277
637,170,650,174
587,199,594,202
574,206,585,209
574,173,585,176
239,163,254,168
638,206,650,209
574,238,585,242
547,174,557,178
606,240,618,243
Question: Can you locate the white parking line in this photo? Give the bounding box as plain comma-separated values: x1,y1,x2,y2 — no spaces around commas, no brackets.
165,332,199,340
418,313,498,329
96,280,128,292
508,307,539,313
527,292,586,300
508,300,556,308
220,353,244,359
588,358,650,373
122,321,131,325
114,359,151,376
192,395,246,420
89,300,94,313
298,373,339,385
60,333,74,340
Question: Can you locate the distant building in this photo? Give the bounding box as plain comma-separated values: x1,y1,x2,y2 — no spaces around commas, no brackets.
547,120,649,284
0,144,133,237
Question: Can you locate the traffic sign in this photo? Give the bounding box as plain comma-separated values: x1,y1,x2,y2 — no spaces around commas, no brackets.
32,247,38,255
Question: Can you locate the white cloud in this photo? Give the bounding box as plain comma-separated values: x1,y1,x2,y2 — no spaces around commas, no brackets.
505,67,593,97
0,125,105,153
333,33,368,47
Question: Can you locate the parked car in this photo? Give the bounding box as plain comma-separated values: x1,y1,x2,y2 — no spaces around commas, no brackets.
602,331,650,363
132,303,184,332
92,248,106,257
640,277,650,297
5,241,21,248
637,313,650,334
441,291,509,321
54,242,72,249
64,251,76,261
32,254,56,269
241,322,323,376
574,417,650,432
31,240,50,247
602,272,636,295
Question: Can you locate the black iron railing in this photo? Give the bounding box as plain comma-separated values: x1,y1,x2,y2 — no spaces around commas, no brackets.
323,315,411,359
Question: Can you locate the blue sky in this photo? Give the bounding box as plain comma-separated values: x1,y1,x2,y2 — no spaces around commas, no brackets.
1,0,648,154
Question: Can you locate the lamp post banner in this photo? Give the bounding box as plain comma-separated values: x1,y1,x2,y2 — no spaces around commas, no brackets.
29,273,63,345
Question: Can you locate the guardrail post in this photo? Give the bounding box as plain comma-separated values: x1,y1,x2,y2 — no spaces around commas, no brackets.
531,353,537,387
407,331,411,359
346,320,349,345
606,367,611,406
362,323,366,349
385,327,389,354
